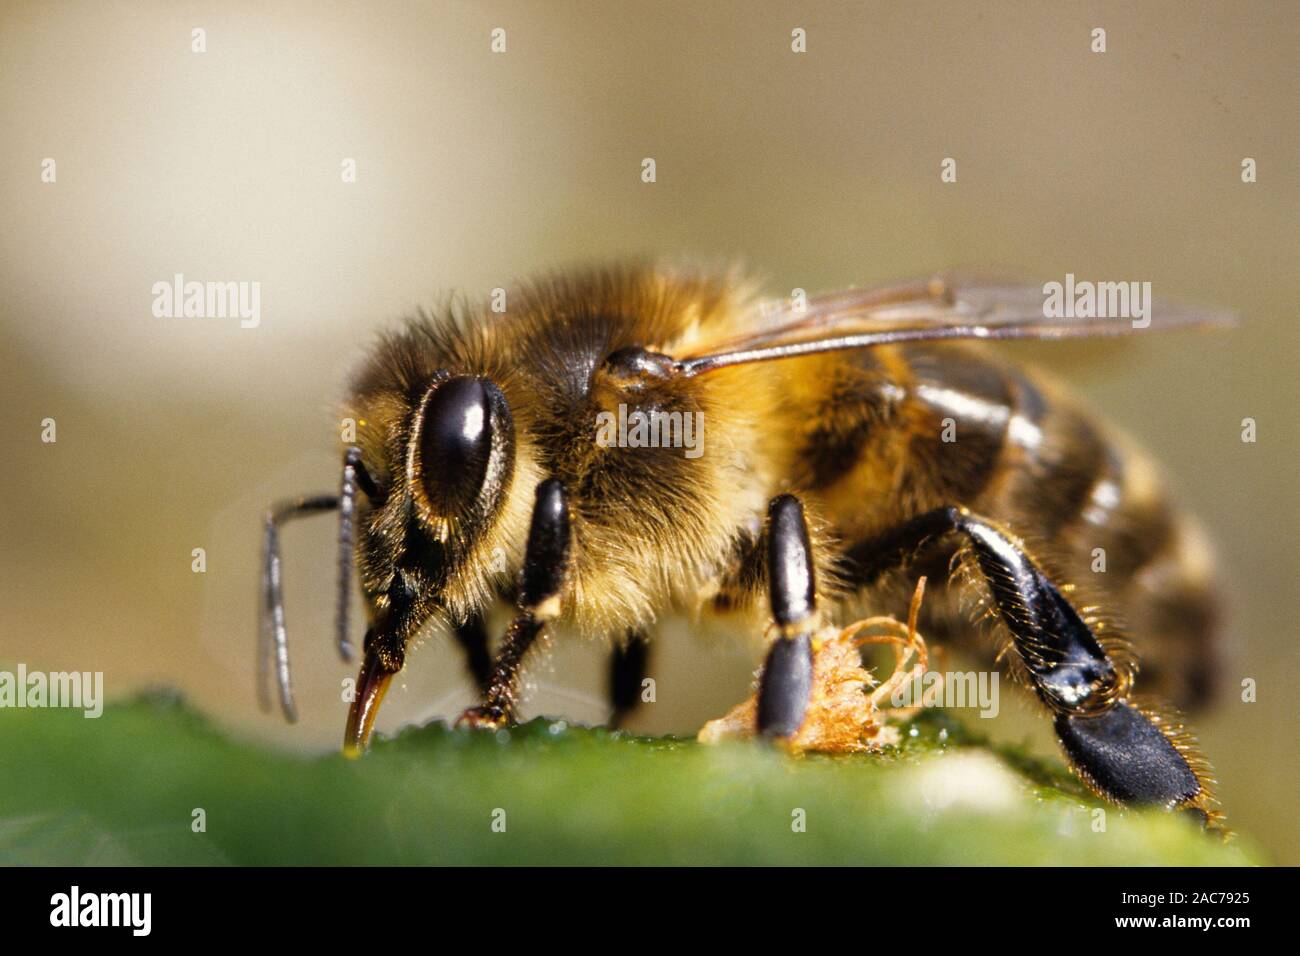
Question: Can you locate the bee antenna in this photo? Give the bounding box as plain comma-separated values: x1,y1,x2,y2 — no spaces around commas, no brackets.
337,447,367,663
259,493,340,722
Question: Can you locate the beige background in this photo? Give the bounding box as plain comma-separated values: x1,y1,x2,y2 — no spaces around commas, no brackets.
2,1,1296,861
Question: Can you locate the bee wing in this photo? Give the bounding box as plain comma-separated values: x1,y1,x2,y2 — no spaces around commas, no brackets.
675,273,1235,377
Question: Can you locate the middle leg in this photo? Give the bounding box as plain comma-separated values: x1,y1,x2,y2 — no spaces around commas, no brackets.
756,494,819,738
609,630,651,729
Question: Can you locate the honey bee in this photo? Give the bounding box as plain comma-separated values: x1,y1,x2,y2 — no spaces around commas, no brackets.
259,263,1231,823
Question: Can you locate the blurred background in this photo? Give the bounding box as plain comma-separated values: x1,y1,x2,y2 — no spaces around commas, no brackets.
2,1,1296,860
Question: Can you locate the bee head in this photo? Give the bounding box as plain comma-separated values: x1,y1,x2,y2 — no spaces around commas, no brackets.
344,372,518,752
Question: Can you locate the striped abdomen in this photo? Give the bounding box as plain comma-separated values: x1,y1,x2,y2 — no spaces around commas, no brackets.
791,342,1219,709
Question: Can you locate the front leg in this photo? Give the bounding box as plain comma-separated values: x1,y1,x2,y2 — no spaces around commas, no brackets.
452,611,494,694
458,479,572,729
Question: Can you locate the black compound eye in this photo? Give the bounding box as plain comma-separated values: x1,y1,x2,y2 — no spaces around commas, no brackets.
417,376,510,513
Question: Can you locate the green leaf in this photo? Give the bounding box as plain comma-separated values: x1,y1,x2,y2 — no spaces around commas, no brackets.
0,693,1258,865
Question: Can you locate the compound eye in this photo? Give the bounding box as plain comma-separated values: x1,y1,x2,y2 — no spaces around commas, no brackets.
417,376,510,514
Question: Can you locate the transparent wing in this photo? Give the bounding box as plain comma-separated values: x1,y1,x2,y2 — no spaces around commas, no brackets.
674,273,1235,377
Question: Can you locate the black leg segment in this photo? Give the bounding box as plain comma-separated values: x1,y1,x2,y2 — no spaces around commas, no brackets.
1055,702,1201,808
756,495,818,739
609,630,650,728
768,494,816,627
453,611,494,694
757,632,814,738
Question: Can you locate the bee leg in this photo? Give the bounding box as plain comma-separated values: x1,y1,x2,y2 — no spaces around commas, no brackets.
458,479,571,730
259,493,339,723
844,506,1212,818
608,630,650,728
756,495,818,739
453,611,494,695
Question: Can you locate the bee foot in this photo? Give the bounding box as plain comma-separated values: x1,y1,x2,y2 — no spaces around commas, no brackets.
456,705,509,730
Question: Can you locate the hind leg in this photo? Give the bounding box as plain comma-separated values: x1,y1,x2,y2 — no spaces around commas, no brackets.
843,506,1214,821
